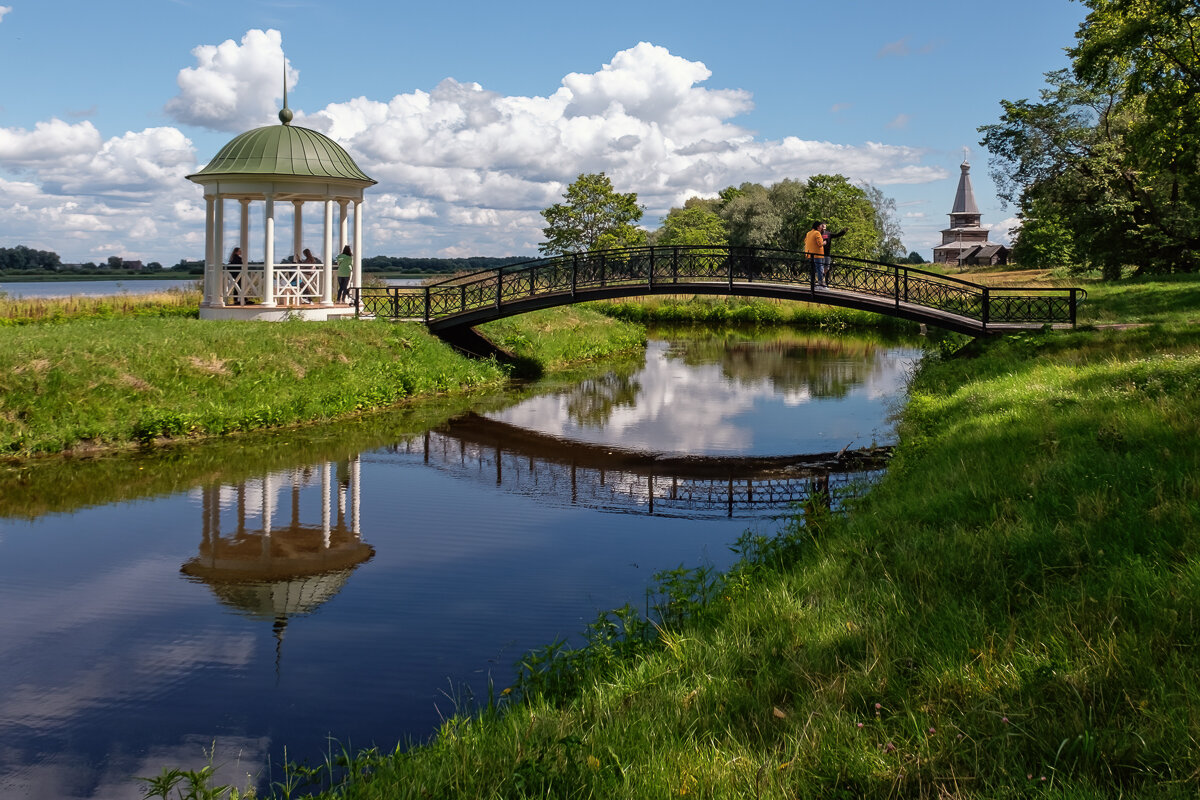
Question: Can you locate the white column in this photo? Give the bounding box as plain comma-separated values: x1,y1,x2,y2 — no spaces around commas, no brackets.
322,199,334,304
350,454,361,536
213,196,225,307
353,200,363,292
338,201,349,250
292,200,304,264
263,195,276,307
203,195,215,306
239,199,251,306
321,461,332,547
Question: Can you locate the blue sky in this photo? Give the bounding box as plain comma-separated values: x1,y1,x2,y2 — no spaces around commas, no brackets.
0,0,1088,264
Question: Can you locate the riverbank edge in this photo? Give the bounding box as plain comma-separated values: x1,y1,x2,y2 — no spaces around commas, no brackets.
192,321,1200,799
0,306,645,460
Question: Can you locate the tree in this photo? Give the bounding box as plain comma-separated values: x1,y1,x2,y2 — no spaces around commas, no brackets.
654,199,728,247
980,0,1200,277
793,175,881,261
540,173,644,255
1009,196,1082,270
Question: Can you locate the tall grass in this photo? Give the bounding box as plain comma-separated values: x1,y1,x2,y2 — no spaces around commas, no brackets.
0,284,202,324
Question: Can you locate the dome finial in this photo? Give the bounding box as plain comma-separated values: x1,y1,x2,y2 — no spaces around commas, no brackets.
279,57,293,125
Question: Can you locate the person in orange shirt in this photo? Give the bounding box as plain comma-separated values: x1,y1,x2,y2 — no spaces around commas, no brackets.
804,221,827,286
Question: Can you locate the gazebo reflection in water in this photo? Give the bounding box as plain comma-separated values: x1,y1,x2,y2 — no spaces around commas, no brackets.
181,456,372,655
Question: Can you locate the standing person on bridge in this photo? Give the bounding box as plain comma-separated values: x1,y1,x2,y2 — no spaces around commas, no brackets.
805,222,828,287
336,245,352,304
822,223,849,285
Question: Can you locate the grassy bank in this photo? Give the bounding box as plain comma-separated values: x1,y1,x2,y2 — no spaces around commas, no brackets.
141,274,1200,798
0,305,643,457
590,295,920,332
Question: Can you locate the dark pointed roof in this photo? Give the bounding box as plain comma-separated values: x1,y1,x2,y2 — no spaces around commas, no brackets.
951,161,979,215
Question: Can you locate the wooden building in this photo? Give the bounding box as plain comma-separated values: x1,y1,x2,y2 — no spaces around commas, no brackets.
932,160,1008,267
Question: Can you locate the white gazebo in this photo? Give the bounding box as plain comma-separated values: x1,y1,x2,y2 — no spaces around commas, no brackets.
186,102,376,321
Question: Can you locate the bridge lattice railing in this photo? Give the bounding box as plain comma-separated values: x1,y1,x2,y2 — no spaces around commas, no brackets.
355,245,1084,329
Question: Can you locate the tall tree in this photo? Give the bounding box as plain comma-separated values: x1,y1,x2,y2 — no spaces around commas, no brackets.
980,0,1200,276
539,173,644,255
654,199,728,248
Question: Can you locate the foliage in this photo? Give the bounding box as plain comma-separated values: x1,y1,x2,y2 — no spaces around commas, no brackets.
0,245,62,270
652,199,729,247
980,0,1200,277
540,173,645,255
1009,195,1083,270
711,175,901,261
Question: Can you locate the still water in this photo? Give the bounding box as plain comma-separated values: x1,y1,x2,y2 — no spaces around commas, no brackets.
0,329,921,798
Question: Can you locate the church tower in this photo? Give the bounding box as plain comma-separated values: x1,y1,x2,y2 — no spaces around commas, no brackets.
932,159,1006,266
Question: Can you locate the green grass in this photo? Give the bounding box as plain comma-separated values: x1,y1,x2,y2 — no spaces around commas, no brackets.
0,306,642,457
589,295,919,332
137,275,1200,799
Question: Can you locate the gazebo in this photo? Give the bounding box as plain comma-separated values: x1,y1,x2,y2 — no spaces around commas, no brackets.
186,99,376,321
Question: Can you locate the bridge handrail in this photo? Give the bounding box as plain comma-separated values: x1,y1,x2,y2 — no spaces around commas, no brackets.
356,245,1086,332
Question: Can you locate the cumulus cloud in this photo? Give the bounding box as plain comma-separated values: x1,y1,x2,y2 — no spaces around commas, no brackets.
0,6,10,23
298,41,943,254
165,28,296,132
2,36,947,262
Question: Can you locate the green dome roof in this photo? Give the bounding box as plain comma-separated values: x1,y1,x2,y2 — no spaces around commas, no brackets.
190,123,375,184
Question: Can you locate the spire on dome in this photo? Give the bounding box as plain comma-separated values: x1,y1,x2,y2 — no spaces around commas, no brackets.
951,159,979,215
278,58,293,125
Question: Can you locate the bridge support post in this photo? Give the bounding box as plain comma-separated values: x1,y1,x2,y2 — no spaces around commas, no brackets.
982,287,990,332
648,248,655,290
423,286,430,323
495,270,502,311
1070,288,1078,326
894,265,900,310
571,254,577,298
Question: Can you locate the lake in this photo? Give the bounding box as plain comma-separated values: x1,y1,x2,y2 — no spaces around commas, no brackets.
0,328,921,798
0,278,423,298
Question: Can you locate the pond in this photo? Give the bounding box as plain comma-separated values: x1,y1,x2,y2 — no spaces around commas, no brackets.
0,328,922,798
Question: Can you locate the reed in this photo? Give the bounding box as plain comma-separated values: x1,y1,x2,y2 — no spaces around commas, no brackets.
0,284,202,324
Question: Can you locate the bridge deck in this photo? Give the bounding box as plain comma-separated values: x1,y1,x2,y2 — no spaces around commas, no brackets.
354,246,1084,337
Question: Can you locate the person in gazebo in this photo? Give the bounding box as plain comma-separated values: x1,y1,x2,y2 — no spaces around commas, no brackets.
336,246,353,303
301,248,320,264
229,247,243,265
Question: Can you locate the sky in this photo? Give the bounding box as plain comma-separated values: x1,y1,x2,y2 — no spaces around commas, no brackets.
0,0,1089,265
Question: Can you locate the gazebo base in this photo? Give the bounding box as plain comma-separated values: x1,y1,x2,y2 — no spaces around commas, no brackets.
199,304,356,322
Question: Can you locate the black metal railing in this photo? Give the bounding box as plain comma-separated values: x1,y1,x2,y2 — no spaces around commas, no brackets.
354,245,1085,333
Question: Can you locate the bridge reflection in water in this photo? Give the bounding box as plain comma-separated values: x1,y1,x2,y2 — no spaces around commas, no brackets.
383,413,890,519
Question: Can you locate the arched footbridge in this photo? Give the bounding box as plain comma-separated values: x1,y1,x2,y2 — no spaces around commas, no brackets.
354,245,1085,337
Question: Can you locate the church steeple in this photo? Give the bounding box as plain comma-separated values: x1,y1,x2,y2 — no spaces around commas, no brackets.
949,160,980,226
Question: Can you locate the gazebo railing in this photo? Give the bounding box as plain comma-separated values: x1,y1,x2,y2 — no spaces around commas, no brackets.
221,265,328,306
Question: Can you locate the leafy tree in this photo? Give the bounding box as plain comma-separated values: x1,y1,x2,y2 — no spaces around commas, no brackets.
1009,197,1082,270
794,175,881,260
540,173,644,255
904,251,926,265
980,0,1199,277
719,182,782,248
654,199,728,247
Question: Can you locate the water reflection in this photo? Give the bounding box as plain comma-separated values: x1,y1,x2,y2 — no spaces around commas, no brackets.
181,459,372,666
0,330,921,799
402,413,888,518
495,333,920,455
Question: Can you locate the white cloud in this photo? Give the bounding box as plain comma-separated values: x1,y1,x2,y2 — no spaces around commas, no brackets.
0,6,10,23
165,29,296,132
886,114,912,129
1,36,948,262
